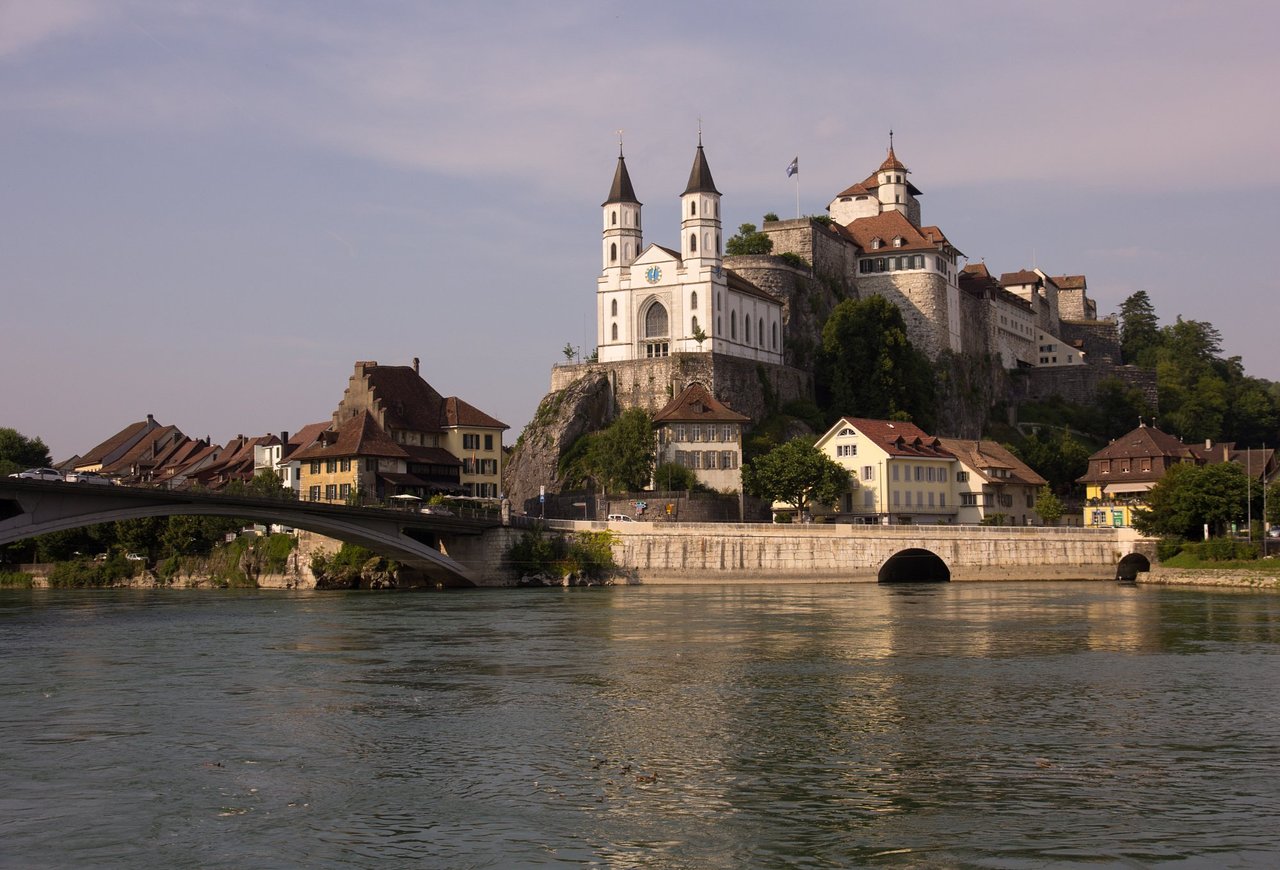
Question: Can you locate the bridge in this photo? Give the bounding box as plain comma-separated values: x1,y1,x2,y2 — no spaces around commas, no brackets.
0,479,502,586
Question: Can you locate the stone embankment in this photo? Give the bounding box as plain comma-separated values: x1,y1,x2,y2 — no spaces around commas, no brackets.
1139,566,1280,591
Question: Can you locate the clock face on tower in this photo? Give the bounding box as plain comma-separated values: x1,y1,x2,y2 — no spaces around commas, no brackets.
645,266,662,284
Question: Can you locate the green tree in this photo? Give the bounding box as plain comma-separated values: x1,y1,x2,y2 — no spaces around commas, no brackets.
1093,377,1153,440
1118,290,1161,367
1267,480,1280,527
725,223,773,256
1010,431,1091,495
563,409,656,493
0,428,52,477
561,343,576,362
654,461,700,492
741,437,850,516
1134,461,1248,539
817,296,935,429
1033,485,1064,525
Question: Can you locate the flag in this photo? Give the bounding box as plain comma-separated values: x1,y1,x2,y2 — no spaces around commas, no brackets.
786,156,798,177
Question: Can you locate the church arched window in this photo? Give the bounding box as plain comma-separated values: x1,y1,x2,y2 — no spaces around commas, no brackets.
611,211,617,226
611,299,618,316
704,231,711,253
691,201,697,217
610,243,617,263
772,322,778,349
690,291,698,310
745,317,751,343
730,311,737,339
691,315,699,333
611,323,618,341
689,233,697,253
759,318,765,345
645,302,669,338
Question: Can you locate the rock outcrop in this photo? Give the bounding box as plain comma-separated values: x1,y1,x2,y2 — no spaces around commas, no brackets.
503,371,614,510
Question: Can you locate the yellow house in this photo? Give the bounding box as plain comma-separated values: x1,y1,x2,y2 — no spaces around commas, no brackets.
1076,422,1196,527
815,417,957,524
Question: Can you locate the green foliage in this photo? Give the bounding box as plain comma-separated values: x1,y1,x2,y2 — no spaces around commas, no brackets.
505,530,618,581
1119,290,1160,367
980,513,1008,527
562,342,576,362
817,296,935,430
47,554,138,588
654,462,701,492
1034,486,1064,524
1133,461,1248,539
0,427,52,477
0,570,34,588
1093,378,1154,440
741,437,850,514
563,409,655,493
779,399,826,434
809,215,834,227
762,212,779,222
777,251,809,270
1171,539,1260,563
692,325,707,346
725,223,773,256
1008,431,1092,495
1156,537,1185,561
1268,481,1280,526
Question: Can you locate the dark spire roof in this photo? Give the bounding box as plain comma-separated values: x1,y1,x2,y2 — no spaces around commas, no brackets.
682,142,721,196
602,148,640,206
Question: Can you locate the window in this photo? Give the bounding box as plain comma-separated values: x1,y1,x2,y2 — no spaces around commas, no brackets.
690,201,696,216
308,485,320,502
339,483,351,500
310,461,320,474
689,233,697,253
759,319,764,346
730,311,737,339
675,425,686,441
706,425,718,442
645,303,669,338
862,466,874,481
722,425,735,441
961,493,978,506
704,450,717,469
691,426,702,442
914,466,922,482
325,459,337,473
772,322,778,349
611,299,618,316
610,243,617,262
463,434,480,450
611,211,617,225
325,484,337,501
691,315,699,333
864,491,874,508
720,451,735,469
940,494,945,507
485,434,494,451
892,465,899,481
928,492,935,507
690,291,698,310
893,490,900,506
612,323,618,341
745,318,751,343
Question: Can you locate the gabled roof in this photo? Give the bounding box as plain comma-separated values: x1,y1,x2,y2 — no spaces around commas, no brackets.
937,438,1047,488
76,417,159,468
653,382,750,425
1000,269,1042,287
1088,424,1193,463
352,364,448,434
444,397,508,430
839,210,958,256
1052,275,1087,290
284,421,332,459
682,143,720,196
100,425,185,474
827,417,954,459
402,444,462,466
960,264,1035,311
603,150,640,206
291,411,408,461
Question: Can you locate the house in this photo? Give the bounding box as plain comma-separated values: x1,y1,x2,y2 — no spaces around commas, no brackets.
652,382,750,492
1076,422,1198,527
252,422,330,495
815,418,957,524
73,414,170,476
937,438,1047,526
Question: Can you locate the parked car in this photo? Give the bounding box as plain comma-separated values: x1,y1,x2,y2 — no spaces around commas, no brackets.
8,468,63,482
65,471,112,485
421,506,453,516
1269,527,1280,539
606,514,635,523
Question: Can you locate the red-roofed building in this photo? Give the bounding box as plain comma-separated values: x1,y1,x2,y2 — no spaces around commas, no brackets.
652,382,751,492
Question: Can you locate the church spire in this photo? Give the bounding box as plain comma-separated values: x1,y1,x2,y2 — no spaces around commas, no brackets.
601,134,642,273
682,140,721,196
603,141,640,206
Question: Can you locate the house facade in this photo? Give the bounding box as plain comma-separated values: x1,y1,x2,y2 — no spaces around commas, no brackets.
937,438,1047,526
1076,423,1197,527
652,382,750,492
815,418,957,524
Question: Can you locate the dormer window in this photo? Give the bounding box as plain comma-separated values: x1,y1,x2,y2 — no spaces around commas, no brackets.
871,238,882,250
893,236,904,248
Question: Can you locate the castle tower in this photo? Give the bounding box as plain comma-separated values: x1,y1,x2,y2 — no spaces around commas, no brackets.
876,134,912,221
602,144,642,273
680,137,722,274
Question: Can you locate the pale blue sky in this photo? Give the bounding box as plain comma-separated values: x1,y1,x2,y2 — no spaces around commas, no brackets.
4,1,1277,461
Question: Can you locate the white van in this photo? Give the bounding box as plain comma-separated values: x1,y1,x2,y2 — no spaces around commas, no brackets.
606,514,634,523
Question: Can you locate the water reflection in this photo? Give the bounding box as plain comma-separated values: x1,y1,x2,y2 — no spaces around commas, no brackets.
2,582,1279,867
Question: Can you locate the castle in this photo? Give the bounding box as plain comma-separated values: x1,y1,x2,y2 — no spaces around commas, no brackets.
551,136,1154,428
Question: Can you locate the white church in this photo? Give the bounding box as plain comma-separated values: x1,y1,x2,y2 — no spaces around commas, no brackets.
595,140,784,366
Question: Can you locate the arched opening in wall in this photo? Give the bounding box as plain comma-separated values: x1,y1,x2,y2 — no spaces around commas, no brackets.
878,548,950,583
645,302,669,339
690,233,697,253
690,291,698,310
1116,553,1151,582
610,243,617,263
611,323,618,341
611,299,618,316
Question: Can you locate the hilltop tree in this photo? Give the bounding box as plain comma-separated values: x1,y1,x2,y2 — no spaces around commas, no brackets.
725,223,773,256
817,296,935,430
0,428,52,477
742,437,850,517
1118,290,1161,367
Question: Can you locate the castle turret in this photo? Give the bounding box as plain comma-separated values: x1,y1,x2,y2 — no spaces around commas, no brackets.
680,137,722,273
602,145,642,273
874,133,921,225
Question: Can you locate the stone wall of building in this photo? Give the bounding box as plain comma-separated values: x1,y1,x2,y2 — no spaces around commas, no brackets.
855,271,950,358
1059,318,1123,366
1014,363,1159,408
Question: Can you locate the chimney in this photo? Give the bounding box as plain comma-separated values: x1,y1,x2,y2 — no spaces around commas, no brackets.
355,360,378,376
1205,438,1212,450
280,430,289,445
413,357,420,375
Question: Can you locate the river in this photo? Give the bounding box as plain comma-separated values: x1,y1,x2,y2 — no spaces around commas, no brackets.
2,581,1279,868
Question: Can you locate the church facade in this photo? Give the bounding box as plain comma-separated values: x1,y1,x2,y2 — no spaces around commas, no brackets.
596,142,784,367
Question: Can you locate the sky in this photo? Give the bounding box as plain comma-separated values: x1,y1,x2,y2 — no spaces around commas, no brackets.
3,0,1278,462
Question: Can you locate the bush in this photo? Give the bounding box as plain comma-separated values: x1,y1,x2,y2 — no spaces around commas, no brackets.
1156,537,1185,561
1181,539,1260,562
777,251,809,270
0,570,33,588
48,555,138,588
505,530,617,582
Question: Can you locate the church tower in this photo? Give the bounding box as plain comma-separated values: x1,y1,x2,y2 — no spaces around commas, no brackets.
602,144,642,274
680,137,722,274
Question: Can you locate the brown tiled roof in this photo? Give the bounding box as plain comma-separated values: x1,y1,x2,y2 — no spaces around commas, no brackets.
938,439,1047,488
76,419,152,467
960,266,1035,311
653,382,750,424
291,411,407,461
879,146,908,173
1089,425,1192,462
402,444,462,466
999,269,1041,286
100,425,185,474
357,365,447,433
444,397,508,430
839,418,953,459
283,421,332,459
962,262,992,279
1052,275,1087,290
834,173,880,199
839,210,955,255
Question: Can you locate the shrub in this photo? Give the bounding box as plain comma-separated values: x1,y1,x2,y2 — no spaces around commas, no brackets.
0,570,34,588
777,251,810,270
505,530,617,582
1156,537,1185,561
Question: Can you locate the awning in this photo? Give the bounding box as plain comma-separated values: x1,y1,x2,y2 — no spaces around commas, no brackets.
1102,482,1151,494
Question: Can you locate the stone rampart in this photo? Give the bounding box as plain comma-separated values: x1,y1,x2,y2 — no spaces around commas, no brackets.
1015,364,1158,408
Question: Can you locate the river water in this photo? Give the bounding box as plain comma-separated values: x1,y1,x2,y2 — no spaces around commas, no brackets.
3,581,1279,868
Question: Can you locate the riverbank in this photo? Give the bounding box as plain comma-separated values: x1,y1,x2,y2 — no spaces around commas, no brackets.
1140,565,1280,591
